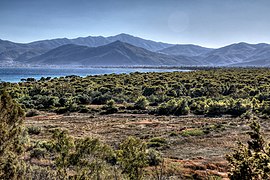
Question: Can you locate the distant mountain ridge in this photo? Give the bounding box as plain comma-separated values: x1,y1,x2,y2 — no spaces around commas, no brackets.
27,33,173,52
0,34,174,65
200,42,270,65
27,41,203,66
158,44,213,56
1,34,270,67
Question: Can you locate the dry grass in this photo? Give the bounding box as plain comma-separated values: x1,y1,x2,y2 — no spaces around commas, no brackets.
25,112,269,179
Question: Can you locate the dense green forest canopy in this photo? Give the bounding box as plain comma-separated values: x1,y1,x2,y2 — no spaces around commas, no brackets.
1,68,270,117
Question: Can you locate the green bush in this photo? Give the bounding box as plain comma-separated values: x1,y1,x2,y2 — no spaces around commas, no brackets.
226,121,270,179
0,90,26,179
180,129,205,137
76,94,91,104
77,105,90,113
117,137,148,180
190,100,209,115
30,148,47,159
174,99,190,115
147,149,162,166
27,126,41,135
229,99,252,116
207,100,228,116
92,94,112,105
134,96,149,110
148,137,167,148
102,99,118,114
156,99,189,116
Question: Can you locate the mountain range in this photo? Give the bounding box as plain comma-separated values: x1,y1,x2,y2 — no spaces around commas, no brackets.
1,33,270,67
27,41,203,66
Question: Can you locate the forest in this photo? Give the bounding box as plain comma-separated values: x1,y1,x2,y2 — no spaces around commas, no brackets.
1,68,270,179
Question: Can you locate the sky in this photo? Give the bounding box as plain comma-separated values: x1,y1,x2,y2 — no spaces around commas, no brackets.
1,0,270,48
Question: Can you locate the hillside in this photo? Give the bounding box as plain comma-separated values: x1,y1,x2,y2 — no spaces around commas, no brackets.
200,42,270,65
27,33,173,52
27,41,202,66
0,34,174,64
158,44,213,56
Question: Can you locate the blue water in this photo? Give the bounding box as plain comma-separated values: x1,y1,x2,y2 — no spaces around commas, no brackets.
0,67,189,82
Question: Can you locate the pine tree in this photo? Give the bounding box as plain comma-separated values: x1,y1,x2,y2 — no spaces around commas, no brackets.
0,90,25,179
117,137,148,180
226,121,270,180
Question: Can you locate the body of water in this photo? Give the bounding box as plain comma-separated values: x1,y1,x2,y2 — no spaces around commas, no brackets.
0,67,190,82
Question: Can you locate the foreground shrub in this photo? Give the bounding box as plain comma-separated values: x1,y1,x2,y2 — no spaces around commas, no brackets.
0,90,26,179
226,121,270,179
49,129,121,179
117,137,148,180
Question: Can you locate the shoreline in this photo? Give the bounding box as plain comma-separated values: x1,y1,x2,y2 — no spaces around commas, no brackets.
1,65,270,70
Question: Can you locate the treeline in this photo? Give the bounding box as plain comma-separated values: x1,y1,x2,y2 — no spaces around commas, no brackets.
1,68,270,117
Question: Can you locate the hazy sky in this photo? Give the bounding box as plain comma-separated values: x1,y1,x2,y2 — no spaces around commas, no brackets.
1,0,270,48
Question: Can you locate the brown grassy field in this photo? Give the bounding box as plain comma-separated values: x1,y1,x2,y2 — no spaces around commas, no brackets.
24,107,270,179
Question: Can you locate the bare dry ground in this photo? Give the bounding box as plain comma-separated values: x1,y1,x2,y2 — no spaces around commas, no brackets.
25,112,270,179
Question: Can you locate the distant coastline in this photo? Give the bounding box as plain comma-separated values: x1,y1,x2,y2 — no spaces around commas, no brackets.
0,66,192,82
1,65,269,70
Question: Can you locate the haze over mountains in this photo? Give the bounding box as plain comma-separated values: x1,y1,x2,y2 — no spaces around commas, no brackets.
1,33,270,67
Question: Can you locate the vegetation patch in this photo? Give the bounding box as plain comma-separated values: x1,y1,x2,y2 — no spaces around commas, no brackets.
148,137,168,148
180,128,205,137
2,68,270,118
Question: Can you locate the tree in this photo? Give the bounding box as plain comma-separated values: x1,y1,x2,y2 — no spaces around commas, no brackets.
207,100,228,116
175,99,190,115
103,99,118,114
191,100,209,115
51,129,75,178
134,96,149,110
157,99,178,115
0,90,26,179
50,129,119,179
117,137,148,180
157,99,189,116
226,121,270,180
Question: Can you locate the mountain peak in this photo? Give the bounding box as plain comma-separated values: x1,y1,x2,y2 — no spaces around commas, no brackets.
115,33,133,37
236,42,249,45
